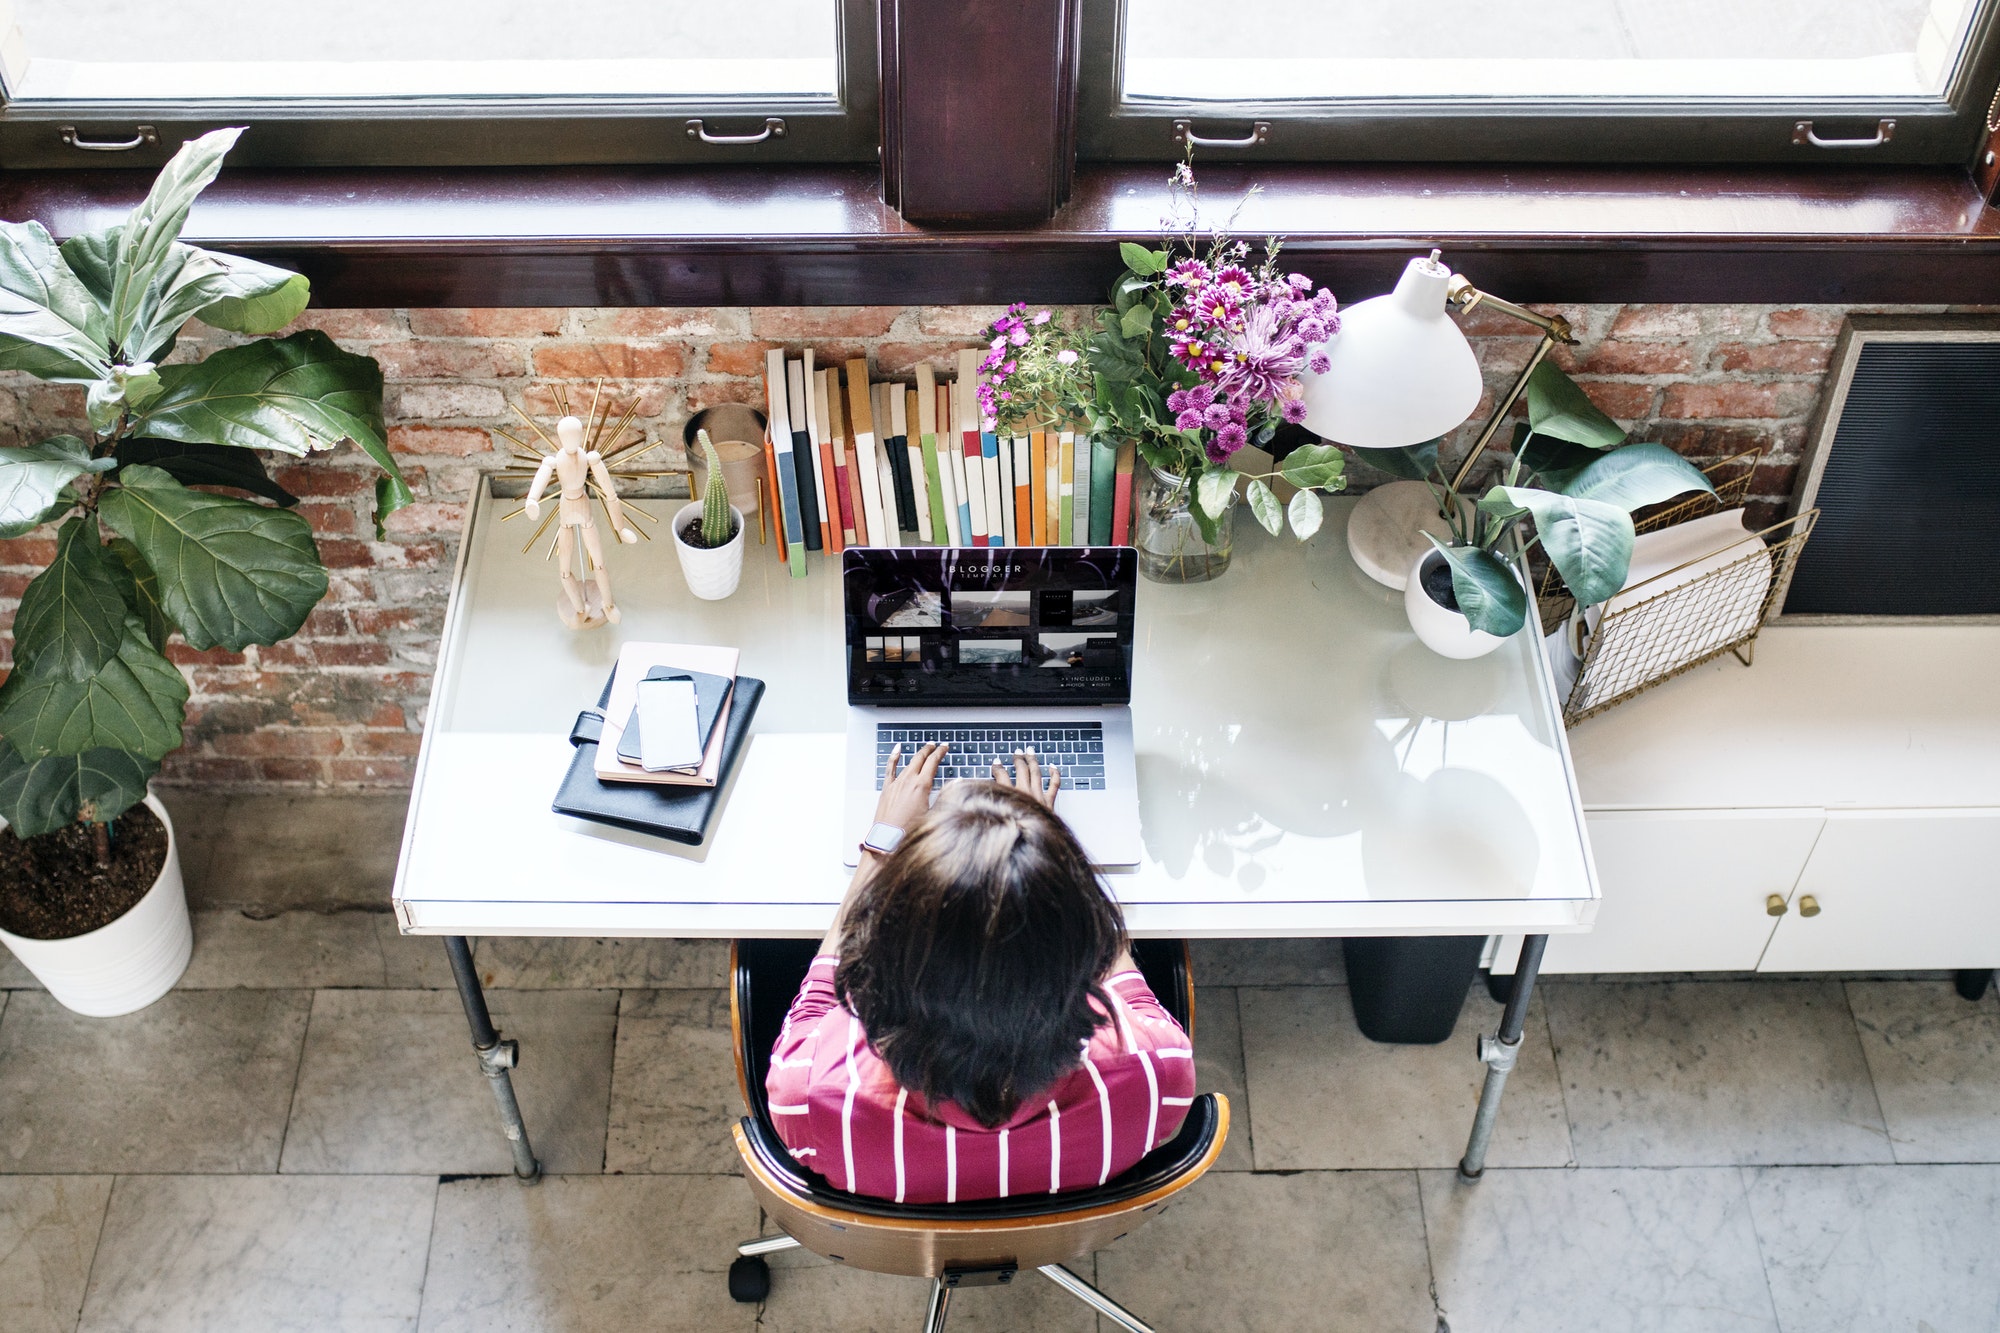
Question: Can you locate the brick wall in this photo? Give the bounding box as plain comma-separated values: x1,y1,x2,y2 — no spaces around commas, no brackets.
0,300,1969,789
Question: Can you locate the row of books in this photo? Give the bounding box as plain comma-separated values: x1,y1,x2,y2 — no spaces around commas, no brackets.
760,349,1137,575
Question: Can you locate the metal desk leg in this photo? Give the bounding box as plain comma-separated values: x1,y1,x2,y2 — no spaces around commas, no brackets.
444,936,542,1183
1458,934,1548,1183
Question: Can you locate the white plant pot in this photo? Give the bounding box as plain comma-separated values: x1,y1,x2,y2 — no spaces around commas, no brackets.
1405,549,1507,660
672,501,746,601
0,793,191,1016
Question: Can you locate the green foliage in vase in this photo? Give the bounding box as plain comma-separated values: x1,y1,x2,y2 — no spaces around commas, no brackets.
0,128,409,838
1371,361,1715,639
696,429,736,547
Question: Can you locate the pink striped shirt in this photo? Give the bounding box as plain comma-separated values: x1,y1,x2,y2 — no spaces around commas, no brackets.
766,956,1196,1203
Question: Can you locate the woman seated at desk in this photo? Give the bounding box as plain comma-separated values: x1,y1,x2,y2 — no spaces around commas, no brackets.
767,743,1194,1203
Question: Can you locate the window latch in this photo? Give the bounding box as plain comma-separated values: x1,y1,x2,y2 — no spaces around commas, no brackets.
686,117,786,146
59,125,159,153
1172,119,1270,150
1792,119,1895,149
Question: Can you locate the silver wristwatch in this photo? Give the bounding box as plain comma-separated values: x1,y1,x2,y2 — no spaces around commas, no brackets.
860,822,905,857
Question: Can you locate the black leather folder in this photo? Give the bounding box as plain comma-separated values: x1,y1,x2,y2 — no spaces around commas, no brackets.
554,671,765,845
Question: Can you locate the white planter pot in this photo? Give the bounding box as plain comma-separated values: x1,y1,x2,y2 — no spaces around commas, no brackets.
1405,548,1507,660
0,793,191,1016
672,501,746,601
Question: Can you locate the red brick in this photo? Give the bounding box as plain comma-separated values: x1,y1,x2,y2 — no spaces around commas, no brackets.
704,340,782,377
1715,341,1834,374
0,535,58,566
297,503,358,535
330,757,416,784
388,425,497,458
0,571,31,598
364,702,408,729
271,465,375,498
1609,305,1704,339
304,607,351,636
345,729,423,757
532,343,689,379
1473,338,1540,378
160,756,261,785
166,643,248,667
316,539,377,569
1553,341,1697,376
390,383,506,421
383,502,466,537
212,728,344,758
914,306,1016,337
372,340,525,380
408,308,568,337
288,309,404,341
1750,460,1804,498
576,308,729,337
1570,380,1658,420
685,380,770,414
1660,382,1819,420
1452,304,1545,338
1647,421,1776,460
749,307,902,340
521,382,670,420
869,342,966,377
1766,307,1848,339
349,606,431,635
255,757,327,782
264,639,393,668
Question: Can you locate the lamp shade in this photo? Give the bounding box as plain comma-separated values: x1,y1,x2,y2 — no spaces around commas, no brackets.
1298,253,1482,448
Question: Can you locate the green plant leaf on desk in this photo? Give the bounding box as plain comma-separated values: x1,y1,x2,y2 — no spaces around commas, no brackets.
1427,538,1528,638
1525,359,1627,449
1561,442,1715,512
1196,468,1238,520
1485,485,1635,607
1246,478,1282,535
1287,488,1324,540
99,465,328,652
1278,443,1347,490
0,746,159,838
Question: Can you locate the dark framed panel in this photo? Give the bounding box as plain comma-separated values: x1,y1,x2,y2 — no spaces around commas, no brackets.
0,0,879,168
1782,315,2000,620
1078,0,2000,167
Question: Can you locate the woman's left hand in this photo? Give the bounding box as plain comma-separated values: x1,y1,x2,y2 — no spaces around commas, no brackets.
873,741,949,834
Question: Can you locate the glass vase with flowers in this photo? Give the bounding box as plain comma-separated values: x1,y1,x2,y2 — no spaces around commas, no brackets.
1084,162,1351,583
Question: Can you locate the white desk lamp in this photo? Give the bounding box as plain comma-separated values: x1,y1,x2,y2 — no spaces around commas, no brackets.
1299,250,1576,589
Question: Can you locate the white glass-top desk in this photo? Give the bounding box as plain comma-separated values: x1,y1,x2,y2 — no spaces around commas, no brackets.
395,477,1599,1183
393,481,1599,939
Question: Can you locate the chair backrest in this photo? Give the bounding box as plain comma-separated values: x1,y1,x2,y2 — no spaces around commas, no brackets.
729,937,1221,1279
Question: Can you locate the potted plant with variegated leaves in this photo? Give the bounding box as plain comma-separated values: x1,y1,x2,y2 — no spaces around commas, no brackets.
672,429,745,600
0,127,408,1014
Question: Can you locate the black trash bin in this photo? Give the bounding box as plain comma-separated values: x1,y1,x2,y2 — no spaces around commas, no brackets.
1343,935,1488,1044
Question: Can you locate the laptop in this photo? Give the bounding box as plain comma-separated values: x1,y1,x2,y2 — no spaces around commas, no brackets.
841,547,1143,868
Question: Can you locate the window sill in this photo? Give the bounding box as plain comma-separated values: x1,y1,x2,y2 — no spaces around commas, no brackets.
3,161,1994,306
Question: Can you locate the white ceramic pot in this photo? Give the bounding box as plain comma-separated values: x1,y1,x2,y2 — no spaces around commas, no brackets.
1405,548,1506,660
672,501,746,601
0,793,191,1016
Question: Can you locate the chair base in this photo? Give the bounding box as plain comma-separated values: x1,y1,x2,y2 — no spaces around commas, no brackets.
731,1234,1156,1332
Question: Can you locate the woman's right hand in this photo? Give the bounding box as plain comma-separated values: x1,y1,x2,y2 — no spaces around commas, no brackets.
994,748,1061,809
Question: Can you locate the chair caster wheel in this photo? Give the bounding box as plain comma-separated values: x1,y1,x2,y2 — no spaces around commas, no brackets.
728,1255,771,1303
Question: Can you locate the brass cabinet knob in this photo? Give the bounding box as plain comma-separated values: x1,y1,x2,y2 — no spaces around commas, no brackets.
1798,895,1822,918
1766,894,1788,917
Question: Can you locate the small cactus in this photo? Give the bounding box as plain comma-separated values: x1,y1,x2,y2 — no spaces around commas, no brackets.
696,429,736,546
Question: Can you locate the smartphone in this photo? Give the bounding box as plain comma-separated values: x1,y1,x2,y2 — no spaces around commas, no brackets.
633,677,703,772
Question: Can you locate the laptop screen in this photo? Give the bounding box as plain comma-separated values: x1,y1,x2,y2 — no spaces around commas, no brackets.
843,548,1136,705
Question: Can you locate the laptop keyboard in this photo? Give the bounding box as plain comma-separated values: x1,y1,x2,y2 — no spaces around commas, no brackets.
875,723,1107,790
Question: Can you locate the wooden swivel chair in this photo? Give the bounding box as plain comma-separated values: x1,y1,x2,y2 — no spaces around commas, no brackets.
727,939,1228,1333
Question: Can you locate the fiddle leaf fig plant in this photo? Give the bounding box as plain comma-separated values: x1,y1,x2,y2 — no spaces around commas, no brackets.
0,127,409,843
1375,361,1715,639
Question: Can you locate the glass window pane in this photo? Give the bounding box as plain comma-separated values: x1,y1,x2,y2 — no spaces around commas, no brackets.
1122,0,1986,103
3,0,838,100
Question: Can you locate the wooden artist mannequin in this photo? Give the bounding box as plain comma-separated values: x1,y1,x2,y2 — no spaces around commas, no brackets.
525,414,638,628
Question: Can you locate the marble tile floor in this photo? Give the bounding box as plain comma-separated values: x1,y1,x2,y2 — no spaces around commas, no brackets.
2,911,1998,1333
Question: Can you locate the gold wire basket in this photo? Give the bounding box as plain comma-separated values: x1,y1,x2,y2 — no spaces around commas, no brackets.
1556,506,1819,726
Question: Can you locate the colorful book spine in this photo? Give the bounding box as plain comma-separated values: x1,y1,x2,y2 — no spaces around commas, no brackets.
996,429,1016,546
764,433,786,565
935,383,963,546
845,437,866,545
883,382,915,534
1044,429,1061,545
1011,436,1032,547
1071,428,1091,547
904,387,931,543
806,356,837,553
846,359,888,547
1057,430,1075,545
916,366,946,544
1027,431,1047,545
784,358,821,553
827,369,858,546
1111,440,1136,545
767,350,808,574
954,351,987,547
1089,436,1116,545
980,429,1002,547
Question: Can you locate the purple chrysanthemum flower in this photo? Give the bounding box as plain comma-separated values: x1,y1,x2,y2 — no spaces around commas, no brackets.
1175,408,1204,432
1166,389,1191,414
1308,350,1331,375
1217,422,1249,453
1281,396,1309,424
1186,382,1216,407
1298,317,1328,344
1203,402,1232,429
1165,258,1210,288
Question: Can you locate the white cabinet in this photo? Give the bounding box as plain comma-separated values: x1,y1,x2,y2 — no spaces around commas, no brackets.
1757,810,2000,972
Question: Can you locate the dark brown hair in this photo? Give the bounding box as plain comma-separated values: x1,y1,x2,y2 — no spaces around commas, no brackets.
834,781,1127,1129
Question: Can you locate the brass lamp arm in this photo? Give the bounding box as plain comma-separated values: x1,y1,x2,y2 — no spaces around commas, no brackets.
1442,275,1578,493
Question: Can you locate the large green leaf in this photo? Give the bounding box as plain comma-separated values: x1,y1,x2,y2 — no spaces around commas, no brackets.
10,518,131,680
1426,538,1528,638
0,746,158,837
98,465,326,651
1347,438,1441,482
0,220,114,383
1277,442,1347,490
1245,478,1283,536
1524,360,1627,449
106,537,173,651
1485,484,1635,606
0,437,111,536
1196,468,1238,520
1512,420,1603,492
1560,442,1715,512
0,613,187,762
107,127,243,354
1118,242,1167,276
115,438,300,507
131,329,410,532
135,245,309,361
1287,488,1325,540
